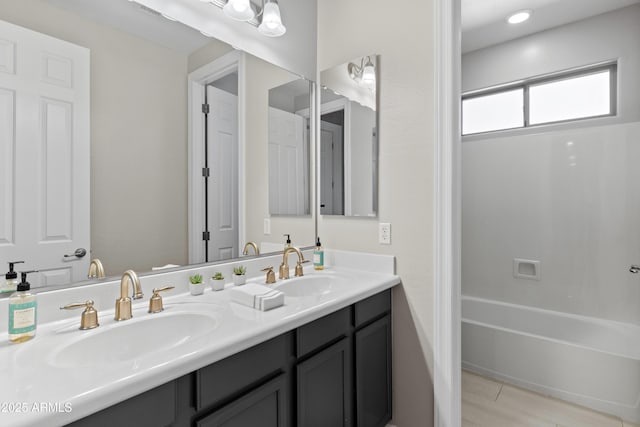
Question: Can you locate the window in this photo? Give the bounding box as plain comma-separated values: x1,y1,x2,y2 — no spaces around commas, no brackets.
462,88,524,135
462,64,616,136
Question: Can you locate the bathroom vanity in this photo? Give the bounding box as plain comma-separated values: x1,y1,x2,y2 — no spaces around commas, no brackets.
0,250,398,427
69,290,391,427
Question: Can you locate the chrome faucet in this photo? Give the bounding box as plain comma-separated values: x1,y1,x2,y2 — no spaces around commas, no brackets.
243,241,260,256
88,259,105,279
114,270,144,321
279,247,306,280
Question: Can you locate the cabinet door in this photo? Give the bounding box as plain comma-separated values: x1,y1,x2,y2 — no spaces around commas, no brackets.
355,315,392,427
196,374,288,427
66,381,176,427
297,337,352,427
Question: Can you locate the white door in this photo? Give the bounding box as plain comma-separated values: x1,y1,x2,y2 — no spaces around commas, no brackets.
0,20,90,287
268,107,306,215
320,120,344,215
206,85,238,261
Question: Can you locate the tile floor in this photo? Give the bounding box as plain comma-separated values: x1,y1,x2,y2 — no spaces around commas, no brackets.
462,370,640,427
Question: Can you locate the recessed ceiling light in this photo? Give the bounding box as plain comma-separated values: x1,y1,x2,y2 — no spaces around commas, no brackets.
507,10,532,24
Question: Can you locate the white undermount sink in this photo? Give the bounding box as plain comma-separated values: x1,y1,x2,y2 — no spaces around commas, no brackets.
49,311,219,367
274,273,342,297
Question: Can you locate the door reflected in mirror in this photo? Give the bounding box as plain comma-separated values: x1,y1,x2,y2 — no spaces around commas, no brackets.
320,54,378,217
267,79,312,216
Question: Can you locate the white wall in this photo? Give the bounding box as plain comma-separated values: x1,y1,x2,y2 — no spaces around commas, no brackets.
318,1,436,425
462,5,640,324
0,0,189,274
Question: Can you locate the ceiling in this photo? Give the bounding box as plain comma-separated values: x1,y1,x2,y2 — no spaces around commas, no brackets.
462,0,640,53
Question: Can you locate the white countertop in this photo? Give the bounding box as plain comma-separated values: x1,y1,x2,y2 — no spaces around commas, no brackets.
0,250,399,426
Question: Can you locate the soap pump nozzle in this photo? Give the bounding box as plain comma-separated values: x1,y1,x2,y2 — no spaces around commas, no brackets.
6,261,24,280
17,271,37,292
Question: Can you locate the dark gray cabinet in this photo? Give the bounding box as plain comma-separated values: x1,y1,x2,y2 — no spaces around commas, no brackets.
66,289,392,427
297,338,352,427
355,315,392,427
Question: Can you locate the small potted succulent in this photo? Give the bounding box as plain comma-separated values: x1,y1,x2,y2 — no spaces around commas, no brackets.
232,265,247,286
211,272,225,291
189,273,205,295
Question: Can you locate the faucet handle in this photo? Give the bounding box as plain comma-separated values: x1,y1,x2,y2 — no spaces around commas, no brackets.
262,266,276,284
148,286,174,313
295,259,310,277
278,262,289,280
60,300,99,330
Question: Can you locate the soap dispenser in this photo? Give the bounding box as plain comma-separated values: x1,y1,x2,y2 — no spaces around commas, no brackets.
283,234,292,250
8,271,38,343
2,261,25,293
313,237,324,270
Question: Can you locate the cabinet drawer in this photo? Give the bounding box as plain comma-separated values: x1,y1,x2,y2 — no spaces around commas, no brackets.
354,290,391,328
297,307,350,358
197,332,292,411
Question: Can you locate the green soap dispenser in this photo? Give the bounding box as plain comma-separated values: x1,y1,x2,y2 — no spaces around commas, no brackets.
2,261,25,293
313,237,324,270
8,271,38,344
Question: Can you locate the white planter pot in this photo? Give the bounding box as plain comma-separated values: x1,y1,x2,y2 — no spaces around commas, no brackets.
189,282,205,295
232,274,246,286
211,278,225,291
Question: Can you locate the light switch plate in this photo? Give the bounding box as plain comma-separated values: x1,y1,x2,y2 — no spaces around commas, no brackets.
264,218,271,235
379,223,391,244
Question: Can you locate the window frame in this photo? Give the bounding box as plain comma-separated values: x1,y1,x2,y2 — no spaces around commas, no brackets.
461,62,617,136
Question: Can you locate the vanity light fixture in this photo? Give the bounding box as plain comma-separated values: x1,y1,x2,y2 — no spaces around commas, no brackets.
348,56,376,90
210,0,287,37
507,10,532,24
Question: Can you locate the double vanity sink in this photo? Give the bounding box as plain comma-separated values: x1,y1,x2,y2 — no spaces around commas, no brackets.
0,249,399,427
49,273,338,369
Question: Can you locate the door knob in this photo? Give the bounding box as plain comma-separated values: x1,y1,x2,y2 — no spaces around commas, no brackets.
64,248,87,259
630,265,640,274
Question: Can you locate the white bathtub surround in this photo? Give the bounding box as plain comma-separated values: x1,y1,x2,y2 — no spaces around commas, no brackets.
462,121,640,325
462,296,640,423
0,249,398,426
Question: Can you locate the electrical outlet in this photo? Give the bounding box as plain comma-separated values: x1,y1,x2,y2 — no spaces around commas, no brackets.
379,222,391,244
264,218,271,235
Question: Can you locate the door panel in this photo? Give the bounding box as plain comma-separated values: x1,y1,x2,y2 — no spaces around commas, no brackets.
0,20,90,286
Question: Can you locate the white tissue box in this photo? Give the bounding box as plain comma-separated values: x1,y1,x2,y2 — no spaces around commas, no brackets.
229,283,284,311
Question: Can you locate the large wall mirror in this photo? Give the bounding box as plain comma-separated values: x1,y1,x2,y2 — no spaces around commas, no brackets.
0,0,316,292
319,54,379,217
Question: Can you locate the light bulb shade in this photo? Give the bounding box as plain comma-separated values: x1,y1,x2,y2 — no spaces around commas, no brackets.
258,0,286,37
362,61,376,86
223,0,255,21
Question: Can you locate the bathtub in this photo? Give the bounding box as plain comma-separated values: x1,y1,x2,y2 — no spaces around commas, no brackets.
461,295,640,423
